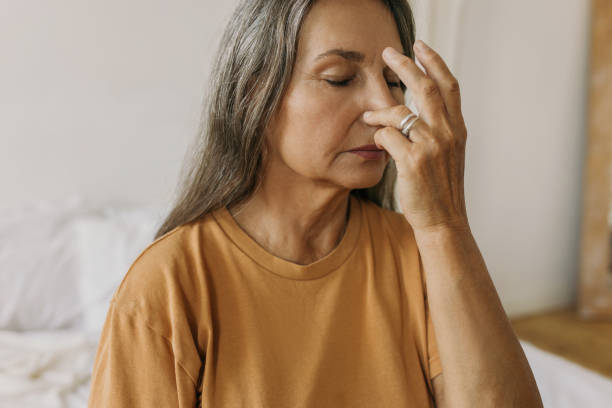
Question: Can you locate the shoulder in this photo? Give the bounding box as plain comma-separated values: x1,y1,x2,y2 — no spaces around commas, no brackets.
359,198,423,284
96,221,209,394
111,215,214,326
359,198,416,243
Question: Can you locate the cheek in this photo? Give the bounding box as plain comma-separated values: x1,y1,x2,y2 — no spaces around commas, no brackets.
281,86,353,150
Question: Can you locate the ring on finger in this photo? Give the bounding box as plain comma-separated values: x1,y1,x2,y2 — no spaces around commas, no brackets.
400,115,419,137
398,112,417,130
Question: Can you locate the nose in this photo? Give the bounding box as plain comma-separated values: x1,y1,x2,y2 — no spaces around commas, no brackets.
362,75,402,114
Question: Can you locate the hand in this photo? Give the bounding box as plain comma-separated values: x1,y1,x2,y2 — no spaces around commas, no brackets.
363,40,469,233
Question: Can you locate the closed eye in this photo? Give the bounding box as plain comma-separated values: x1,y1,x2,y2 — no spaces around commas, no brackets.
326,78,353,87
325,78,402,88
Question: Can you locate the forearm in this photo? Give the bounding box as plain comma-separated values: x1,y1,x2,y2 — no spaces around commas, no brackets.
413,224,543,408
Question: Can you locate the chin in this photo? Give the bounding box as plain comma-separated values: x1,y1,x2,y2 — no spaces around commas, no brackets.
345,168,386,189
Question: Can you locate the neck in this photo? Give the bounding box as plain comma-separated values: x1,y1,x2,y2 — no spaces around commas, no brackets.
228,192,351,265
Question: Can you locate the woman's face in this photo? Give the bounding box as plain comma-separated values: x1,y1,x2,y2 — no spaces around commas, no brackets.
264,0,406,192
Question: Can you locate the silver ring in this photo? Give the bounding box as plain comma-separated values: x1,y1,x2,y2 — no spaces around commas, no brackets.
398,112,417,130
401,116,419,136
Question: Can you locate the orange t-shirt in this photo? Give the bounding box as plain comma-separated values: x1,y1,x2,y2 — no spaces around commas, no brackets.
88,194,442,407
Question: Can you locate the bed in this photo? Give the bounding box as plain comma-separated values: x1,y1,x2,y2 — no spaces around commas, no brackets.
1,198,611,407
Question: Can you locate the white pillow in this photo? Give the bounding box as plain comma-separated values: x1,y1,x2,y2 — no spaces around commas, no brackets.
0,196,89,331
72,205,162,335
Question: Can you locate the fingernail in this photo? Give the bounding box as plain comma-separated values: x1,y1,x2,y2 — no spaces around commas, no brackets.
383,47,400,60
363,111,372,120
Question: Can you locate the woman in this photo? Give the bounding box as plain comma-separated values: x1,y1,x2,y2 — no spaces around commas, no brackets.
88,0,543,406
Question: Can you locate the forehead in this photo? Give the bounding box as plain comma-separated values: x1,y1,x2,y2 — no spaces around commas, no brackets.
297,0,404,64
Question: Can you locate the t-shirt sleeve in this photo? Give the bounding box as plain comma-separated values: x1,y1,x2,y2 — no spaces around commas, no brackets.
88,300,199,407
426,297,443,380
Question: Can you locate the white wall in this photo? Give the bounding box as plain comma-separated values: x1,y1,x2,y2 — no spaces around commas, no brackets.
0,0,238,209
0,0,591,318
449,0,590,318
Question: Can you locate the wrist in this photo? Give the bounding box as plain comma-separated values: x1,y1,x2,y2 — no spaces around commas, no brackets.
411,219,472,243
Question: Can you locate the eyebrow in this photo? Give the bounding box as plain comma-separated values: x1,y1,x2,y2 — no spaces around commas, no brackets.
314,48,365,63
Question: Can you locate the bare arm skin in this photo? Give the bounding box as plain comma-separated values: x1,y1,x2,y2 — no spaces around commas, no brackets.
415,225,543,408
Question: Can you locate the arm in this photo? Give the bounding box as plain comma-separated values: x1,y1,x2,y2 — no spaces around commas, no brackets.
414,225,542,408
88,301,200,407
363,39,542,408
432,374,446,407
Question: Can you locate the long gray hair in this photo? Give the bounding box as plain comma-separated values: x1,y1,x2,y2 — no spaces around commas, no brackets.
154,0,416,240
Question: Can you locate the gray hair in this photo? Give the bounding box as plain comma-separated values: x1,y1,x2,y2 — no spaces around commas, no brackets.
154,0,416,240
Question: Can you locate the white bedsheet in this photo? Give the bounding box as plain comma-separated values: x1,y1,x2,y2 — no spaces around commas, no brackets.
0,329,98,408
520,340,612,407
0,330,610,408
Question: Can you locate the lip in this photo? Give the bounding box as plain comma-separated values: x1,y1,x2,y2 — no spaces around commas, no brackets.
349,144,382,151
349,150,385,160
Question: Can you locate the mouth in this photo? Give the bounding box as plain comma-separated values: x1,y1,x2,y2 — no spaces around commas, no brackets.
349,149,385,160
349,144,384,152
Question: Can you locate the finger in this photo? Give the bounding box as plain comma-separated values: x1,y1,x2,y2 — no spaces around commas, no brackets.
362,105,430,144
413,40,463,128
372,126,416,166
382,46,446,126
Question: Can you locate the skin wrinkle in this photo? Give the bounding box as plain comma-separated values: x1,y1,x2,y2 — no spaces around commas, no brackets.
228,0,405,266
